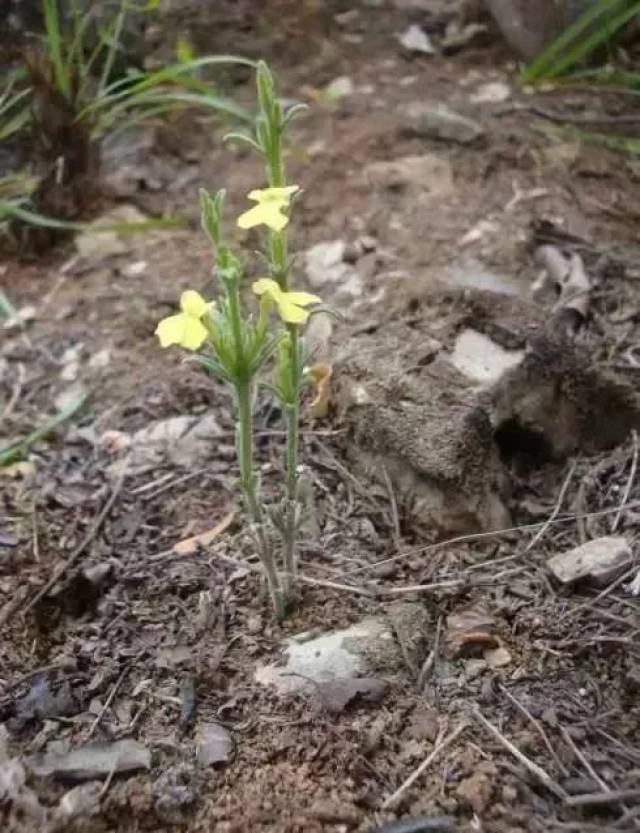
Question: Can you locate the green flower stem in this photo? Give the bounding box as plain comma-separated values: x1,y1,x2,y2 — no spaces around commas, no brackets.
270,231,287,290
261,66,303,596
227,279,285,619
283,333,300,584
268,228,301,588
235,381,285,620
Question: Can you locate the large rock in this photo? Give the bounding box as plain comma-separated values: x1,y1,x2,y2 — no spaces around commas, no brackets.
334,320,511,535
547,537,633,586
332,287,640,533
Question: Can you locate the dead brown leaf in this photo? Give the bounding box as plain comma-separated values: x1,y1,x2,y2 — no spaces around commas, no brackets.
307,362,333,419
173,510,235,556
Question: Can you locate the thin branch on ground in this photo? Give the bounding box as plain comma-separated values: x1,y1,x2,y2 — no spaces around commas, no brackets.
500,684,569,777
557,565,639,622
612,430,638,532
417,614,442,692
0,457,129,626
344,499,640,577
87,667,128,740
525,459,577,553
381,722,467,810
565,789,640,808
472,707,568,801
381,465,402,549
560,726,610,793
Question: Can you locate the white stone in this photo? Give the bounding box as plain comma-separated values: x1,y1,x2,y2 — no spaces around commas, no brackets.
451,328,524,387
325,76,354,99
548,537,633,587
470,82,511,104
255,619,398,694
365,154,454,197
397,24,436,55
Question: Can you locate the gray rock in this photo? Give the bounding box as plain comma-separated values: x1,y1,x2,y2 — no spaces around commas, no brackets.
451,328,524,387
547,536,634,586
404,102,485,144
57,782,101,819
0,757,26,801
255,618,400,693
397,24,436,54
304,240,361,296
196,723,233,767
27,739,151,781
126,414,223,474
75,205,148,260
365,154,454,197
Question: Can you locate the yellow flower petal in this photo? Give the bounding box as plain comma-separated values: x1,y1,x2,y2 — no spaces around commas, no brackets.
252,279,320,325
180,317,208,351
283,291,321,307
247,185,299,203
252,278,282,298
180,290,208,318
277,299,309,324
237,203,288,232
156,314,187,348
155,313,208,351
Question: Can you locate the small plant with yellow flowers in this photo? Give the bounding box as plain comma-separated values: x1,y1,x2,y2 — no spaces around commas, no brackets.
156,62,319,619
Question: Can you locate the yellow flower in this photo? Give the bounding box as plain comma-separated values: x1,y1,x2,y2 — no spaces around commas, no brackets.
252,278,320,325
237,186,299,232
156,290,211,351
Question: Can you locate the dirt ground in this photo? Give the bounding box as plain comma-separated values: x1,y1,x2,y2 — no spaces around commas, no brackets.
1,2,640,832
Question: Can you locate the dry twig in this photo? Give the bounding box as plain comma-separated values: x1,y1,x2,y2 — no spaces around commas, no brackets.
0,458,129,626
500,685,569,777
612,430,638,532
472,708,568,801
382,722,467,809
525,460,577,554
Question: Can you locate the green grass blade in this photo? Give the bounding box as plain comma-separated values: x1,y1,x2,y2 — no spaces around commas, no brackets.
521,0,639,83
91,89,252,135
95,55,254,102
0,394,87,467
0,199,185,232
98,2,127,95
42,0,71,99
0,291,22,323
97,102,184,139
67,0,97,90
0,86,31,117
0,105,31,141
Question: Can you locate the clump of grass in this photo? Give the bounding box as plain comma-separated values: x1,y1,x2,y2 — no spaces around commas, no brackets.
521,1,640,156
521,0,640,84
2,0,253,243
33,0,253,140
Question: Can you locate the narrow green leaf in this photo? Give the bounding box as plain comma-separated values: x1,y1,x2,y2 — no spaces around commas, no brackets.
0,394,87,467
521,0,640,83
42,0,71,99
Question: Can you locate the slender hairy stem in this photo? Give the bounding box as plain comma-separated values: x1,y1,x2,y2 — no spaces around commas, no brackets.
228,280,285,618
269,226,301,590
282,326,300,584
235,382,285,619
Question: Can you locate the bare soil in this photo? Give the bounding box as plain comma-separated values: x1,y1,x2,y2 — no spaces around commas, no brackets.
1,3,640,833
